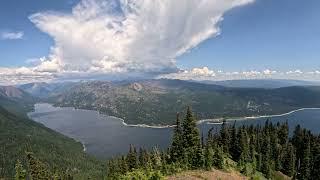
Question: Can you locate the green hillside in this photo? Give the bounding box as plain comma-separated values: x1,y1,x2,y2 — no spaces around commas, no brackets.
0,105,104,179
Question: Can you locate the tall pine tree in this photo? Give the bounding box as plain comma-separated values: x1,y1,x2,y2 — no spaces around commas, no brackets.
170,113,184,163
182,106,201,167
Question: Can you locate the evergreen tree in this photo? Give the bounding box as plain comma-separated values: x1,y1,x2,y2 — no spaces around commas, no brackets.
298,135,311,180
107,159,120,179
120,156,129,174
14,160,26,180
151,147,162,170
238,127,250,165
278,121,289,145
193,146,204,168
127,144,138,170
26,152,51,180
219,119,231,153
230,122,241,161
261,136,273,178
138,147,146,168
282,143,296,177
181,106,201,167
311,140,320,180
204,145,214,170
169,113,184,163
212,146,224,169
182,106,200,149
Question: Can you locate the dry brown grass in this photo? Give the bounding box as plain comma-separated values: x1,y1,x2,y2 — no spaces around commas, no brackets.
166,169,248,180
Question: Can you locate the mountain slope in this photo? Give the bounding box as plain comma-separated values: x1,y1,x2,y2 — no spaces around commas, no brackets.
51,79,320,125
0,105,103,178
0,86,35,116
19,82,76,98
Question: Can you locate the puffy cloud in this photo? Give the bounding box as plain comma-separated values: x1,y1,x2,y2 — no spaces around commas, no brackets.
27,0,253,75
0,67,54,85
159,67,320,81
263,69,277,75
0,31,24,40
1,0,255,84
159,67,216,80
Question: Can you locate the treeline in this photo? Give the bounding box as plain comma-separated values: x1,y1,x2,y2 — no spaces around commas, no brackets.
106,107,320,179
14,152,76,180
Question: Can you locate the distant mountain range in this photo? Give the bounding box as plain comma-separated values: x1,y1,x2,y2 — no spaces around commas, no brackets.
18,82,76,98
0,85,35,116
193,79,320,89
41,79,320,125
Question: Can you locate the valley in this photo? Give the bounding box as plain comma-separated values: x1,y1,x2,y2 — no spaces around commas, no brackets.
3,79,320,179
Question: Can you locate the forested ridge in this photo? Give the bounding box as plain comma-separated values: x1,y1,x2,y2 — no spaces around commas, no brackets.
0,105,104,179
51,79,320,125
7,107,320,179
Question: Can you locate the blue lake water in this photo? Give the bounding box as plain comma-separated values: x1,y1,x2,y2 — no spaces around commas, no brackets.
28,103,320,159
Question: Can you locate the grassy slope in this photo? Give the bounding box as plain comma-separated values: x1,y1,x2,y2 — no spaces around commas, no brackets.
0,105,104,179
167,169,249,180
167,169,290,180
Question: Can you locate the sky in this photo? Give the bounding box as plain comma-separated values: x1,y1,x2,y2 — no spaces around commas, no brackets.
0,0,320,85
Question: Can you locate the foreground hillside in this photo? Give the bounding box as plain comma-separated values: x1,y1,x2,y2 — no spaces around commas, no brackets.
167,169,248,180
0,105,103,178
167,169,291,180
50,79,320,125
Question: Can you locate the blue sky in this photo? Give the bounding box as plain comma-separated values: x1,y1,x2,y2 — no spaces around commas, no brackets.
0,0,320,84
177,0,320,71
0,0,78,67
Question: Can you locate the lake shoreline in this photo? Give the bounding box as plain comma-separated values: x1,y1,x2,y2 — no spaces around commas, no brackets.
32,104,320,129
104,107,320,128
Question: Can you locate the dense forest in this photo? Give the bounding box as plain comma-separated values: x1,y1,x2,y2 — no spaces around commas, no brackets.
9,107,320,179
0,105,104,179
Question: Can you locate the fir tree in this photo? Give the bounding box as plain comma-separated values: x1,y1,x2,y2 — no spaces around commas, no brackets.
127,144,138,170
120,156,129,174
26,152,51,180
238,127,250,166
282,143,296,177
298,135,311,180
278,121,289,145
204,145,214,170
230,122,241,161
219,119,231,153
182,106,201,167
311,141,320,180
261,136,273,178
151,147,162,170
182,106,200,149
169,113,184,163
212,146,224,169
14,160,26,180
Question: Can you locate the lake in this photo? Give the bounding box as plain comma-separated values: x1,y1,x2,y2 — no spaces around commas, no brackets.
28,103,320,159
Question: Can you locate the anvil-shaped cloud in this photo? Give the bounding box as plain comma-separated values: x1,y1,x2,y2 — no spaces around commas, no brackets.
29,0,253,75
1,0,256,84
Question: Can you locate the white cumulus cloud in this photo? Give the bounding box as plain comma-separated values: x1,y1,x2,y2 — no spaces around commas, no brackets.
28,0,253,75
159,67,320,81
